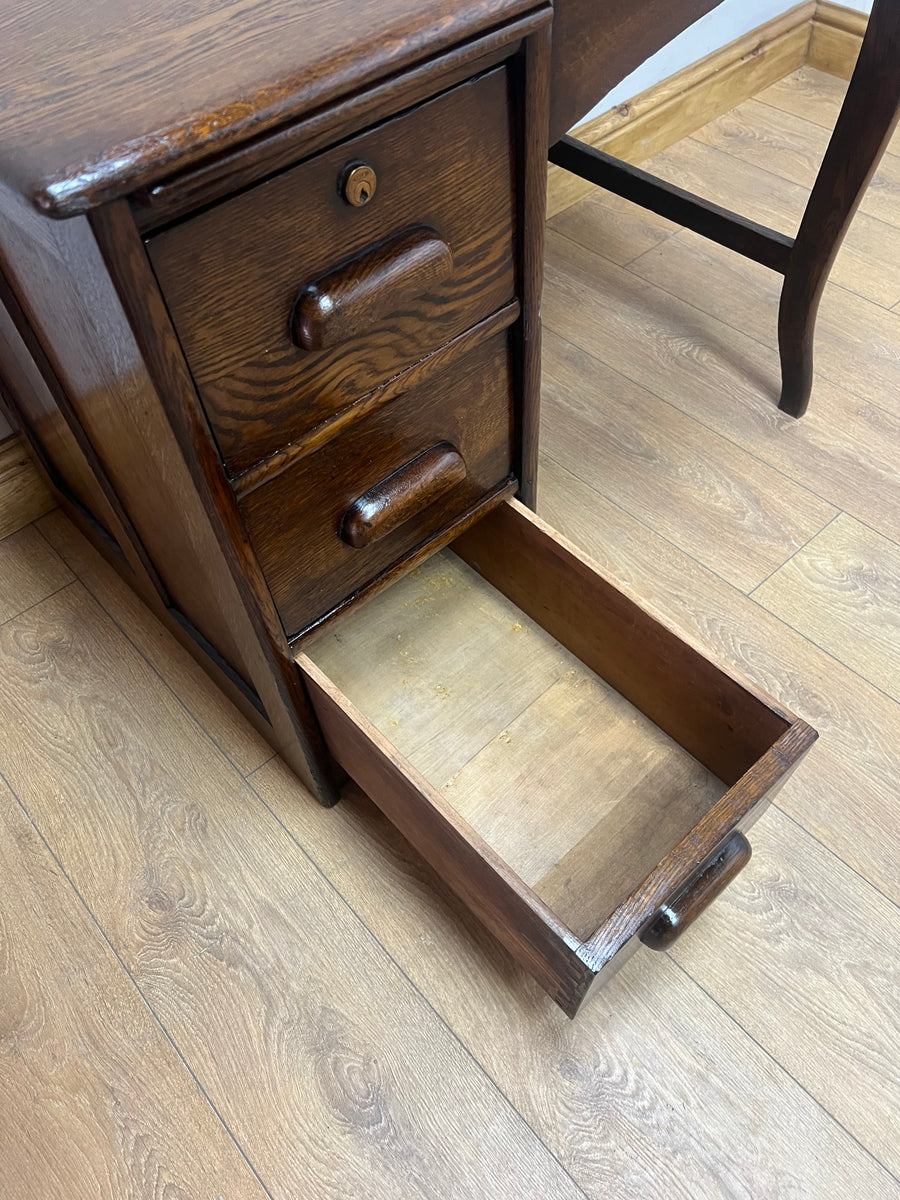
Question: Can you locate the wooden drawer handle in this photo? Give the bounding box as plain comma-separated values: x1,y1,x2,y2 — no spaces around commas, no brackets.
291,225,453,352
639,831,751,950
341,443,466,549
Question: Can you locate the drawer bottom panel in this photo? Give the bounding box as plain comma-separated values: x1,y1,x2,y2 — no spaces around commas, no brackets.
296,500,817,1016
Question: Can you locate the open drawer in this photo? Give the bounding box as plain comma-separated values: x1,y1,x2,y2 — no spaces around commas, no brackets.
295,500,817,1016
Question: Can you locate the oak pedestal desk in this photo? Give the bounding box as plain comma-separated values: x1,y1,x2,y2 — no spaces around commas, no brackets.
0,0,816,1016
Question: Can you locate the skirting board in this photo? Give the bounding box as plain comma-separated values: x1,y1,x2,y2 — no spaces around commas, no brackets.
808,2,867,80
547,0,867,218
0,434,55,540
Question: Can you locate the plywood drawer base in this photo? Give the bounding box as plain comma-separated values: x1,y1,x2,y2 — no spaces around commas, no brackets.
297,500,817,1016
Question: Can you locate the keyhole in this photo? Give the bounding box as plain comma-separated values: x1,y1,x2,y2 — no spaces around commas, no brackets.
358,186,369,203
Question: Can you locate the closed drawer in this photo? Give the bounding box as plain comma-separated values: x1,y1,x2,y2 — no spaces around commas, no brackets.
147,67,516,474
241,332,514,639
296,500,817,1016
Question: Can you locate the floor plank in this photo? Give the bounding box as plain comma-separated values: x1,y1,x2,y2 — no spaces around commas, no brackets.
540,325,836,591
627,227,900,419
37,509,273,777
752,513,900,702
694,98,900,228
647,136,900,308
251,763,900,1200
669,806,900,1178
0,437,54,541
536,456,900,912
0,779,269,1200
0,523,72,625
756,65,900,157
0,583,585,1200
542,229,900,545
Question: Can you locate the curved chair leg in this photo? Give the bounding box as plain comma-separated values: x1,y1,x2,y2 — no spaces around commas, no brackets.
778,0,900,417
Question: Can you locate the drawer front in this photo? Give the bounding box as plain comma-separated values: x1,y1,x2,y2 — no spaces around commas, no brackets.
148,67,516,474
296,500,818,1017
241,334,514,638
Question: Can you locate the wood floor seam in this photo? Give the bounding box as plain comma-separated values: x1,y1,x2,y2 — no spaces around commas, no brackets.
0,765,279,1200
664,955,900,1188
747,510,844,598
240,772,594,1200
0,577,77,631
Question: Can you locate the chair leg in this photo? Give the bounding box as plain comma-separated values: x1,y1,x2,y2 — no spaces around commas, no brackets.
777,0,900,417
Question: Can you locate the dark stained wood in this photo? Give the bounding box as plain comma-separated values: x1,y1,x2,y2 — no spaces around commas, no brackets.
548,0,720,142
292,227,453,353
582,720,817,987
778,0,900,415
0,0,542,216
640,830,752,949
341,443,468,549
549,136,794,273
297,498,817,1016
232,302,520,498
512,22,551,508
241,333,515,637
130,19,549,232
86,200,340,801
148,68,517,473
453,499,794,784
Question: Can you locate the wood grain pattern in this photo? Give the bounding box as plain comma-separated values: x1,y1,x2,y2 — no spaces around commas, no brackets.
542,229,900,546
537,324,836,592
644,135,900,309
537,456,900,911
0,780,270,1200
252,763,900,1198
808,1,866,79
0,0,540,214
0,523,72,625
0,581,584,1199
758,64,900,150
37,508,273,775
548,0,718,143
148,69,516,472
547,2,814,217
0,435,54,539
694,99,900,230
627,227,900,417
241,333,514,637
669,807,900,1176
753,513,900,702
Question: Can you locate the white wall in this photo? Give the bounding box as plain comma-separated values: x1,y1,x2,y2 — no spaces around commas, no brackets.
580,0,872,125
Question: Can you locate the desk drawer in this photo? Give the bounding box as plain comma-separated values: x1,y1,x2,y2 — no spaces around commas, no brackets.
297,500,817,1016
148,67,516,474
241,332,514,639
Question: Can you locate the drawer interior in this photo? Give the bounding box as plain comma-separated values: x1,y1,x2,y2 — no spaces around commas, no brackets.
296,500,816,1014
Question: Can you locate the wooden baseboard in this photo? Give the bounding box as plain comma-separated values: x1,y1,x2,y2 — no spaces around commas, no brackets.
808,2,866,79
547,2,816,217
0,434,55,540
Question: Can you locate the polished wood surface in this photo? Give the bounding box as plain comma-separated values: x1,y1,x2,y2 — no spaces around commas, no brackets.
300,498,814,1014
242,333,514,637
341,443,468,549
291,226,454,354
0,0,541,215
549,0,721,142
148,68,517,472
2,84,896,1193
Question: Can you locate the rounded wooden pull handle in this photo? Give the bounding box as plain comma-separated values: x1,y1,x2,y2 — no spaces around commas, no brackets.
291,225,453,352
640,831,751,950
341,443,467,549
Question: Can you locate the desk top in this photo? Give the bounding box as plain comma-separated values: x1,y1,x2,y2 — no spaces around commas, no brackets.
0,0,539,217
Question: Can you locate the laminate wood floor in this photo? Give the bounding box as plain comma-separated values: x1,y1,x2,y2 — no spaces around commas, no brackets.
1,66,898,1198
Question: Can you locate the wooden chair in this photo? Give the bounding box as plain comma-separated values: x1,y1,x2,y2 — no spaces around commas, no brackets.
549,0,900,417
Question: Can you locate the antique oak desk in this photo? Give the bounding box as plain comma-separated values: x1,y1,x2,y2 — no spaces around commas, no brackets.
0,0,816,1016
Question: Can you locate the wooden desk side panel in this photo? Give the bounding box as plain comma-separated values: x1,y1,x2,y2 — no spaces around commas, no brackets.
0,187,334,799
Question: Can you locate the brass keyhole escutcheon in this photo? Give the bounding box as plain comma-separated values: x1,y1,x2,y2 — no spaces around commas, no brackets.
342,163,377,207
